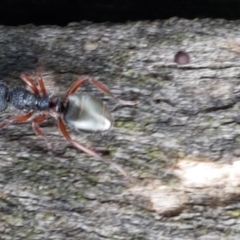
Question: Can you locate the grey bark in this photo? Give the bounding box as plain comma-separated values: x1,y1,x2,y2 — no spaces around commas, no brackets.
0,18,240,239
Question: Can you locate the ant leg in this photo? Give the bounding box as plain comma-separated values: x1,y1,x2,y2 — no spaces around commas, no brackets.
57,116,133,180
20,73,40,95
64,75,118,99
57,115,106,157
31,114,52,151
88,77,139,107
64,76,89,100
36,68,47,96
0,112,33,129
64,76,138,106
32,114,46,136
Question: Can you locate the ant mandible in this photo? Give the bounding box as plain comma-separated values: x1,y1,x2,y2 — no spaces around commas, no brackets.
0,69,137,179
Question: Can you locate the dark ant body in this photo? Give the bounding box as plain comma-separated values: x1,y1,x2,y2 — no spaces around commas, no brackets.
0,70,137,179
0,83,51,112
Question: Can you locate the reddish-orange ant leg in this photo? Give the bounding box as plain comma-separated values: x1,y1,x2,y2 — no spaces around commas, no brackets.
26,70,50,149
31,114,52,151
64,76,138,106
32,114,46,136
64,76,89,100
0,112,33,129
21,70,47,96
20,72,49,147
64,76,118,99
0,111,50,151
36,68,47,96
0,71,46,140
89,77,138,106
57,115,103,157
20,73,40,95
20,71,50,150
57,116,132,180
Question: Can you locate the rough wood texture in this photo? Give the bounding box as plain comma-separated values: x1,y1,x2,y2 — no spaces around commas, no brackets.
0,18,240,239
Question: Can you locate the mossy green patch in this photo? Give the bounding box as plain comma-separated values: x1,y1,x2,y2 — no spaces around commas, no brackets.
177,151,185,158
235,137,240,143
115,120,141,132
229,209,240,217
43,212,55,221
203,128,220,136
144,146,164,160
86,174,100,183
207,117,215,124
195,227,209,236
148,150,162,158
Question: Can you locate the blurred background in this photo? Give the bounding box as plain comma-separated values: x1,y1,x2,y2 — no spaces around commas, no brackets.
0,0,240,26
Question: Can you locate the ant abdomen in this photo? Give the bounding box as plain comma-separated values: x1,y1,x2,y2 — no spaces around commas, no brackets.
0,85,51,112
9,87,39,111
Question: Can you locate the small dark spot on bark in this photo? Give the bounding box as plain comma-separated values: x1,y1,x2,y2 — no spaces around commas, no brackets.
174,51,190,65
154,99,161,104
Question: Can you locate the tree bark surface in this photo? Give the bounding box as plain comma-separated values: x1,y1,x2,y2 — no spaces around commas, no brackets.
0,18,240,239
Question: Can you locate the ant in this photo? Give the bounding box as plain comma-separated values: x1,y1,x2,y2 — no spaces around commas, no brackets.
0,69,137,179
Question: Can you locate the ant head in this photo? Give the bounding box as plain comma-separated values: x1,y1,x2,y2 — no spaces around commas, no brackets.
63,93,113,132
54,99,65,113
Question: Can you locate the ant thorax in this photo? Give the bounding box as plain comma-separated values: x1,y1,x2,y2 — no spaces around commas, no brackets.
63,93,113,132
